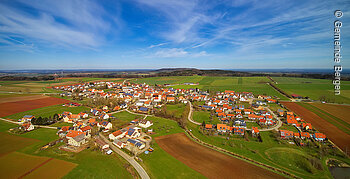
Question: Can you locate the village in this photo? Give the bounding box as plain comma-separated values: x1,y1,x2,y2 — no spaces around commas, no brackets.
13,80,329,158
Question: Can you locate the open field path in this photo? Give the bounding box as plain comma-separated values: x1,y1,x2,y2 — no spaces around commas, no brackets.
99,133,150,179
186,100,202,125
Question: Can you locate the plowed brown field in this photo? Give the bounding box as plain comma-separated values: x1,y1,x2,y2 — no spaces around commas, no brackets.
155,133,284,179
0,97,70,117
0,95,48,103
282,102,350,152
310,103,350,124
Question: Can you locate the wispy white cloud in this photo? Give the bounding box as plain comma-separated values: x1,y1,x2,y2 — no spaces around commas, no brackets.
148,43,167,48
0,0,121,51
150,48,208,58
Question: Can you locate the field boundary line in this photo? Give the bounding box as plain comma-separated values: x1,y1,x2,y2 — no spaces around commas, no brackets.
18,158,54,179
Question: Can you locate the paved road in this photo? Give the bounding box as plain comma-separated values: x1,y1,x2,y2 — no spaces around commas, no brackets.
99,133,150,179
107,109,126,115
260,107,282,131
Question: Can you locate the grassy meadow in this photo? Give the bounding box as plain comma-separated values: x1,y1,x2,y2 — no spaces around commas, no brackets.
272,77,350,104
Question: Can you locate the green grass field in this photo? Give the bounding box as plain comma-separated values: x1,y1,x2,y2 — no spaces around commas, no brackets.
140,142,205,179
192,110,220,124
5,105,90,120
145,116,184,137
272,77,350,104
165,103,186,119
112,111,142,129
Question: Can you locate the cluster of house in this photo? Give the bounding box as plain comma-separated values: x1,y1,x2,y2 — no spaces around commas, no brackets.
108,119,153,150
204,123,245,135
17,115,35,131
56,110,113,147
60,112,89,123
278,111,326,142
54,81,211,114
62,102,81,107
199,91,276,127
257,95,277,103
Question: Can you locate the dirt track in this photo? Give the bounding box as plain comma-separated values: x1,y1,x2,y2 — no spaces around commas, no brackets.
0,97,70,117
282,102,350,152
155,133,284,179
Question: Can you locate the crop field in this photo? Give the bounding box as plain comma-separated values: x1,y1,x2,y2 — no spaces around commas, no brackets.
298,103,350,135
5,104,89,120
309,103,350,125
134,76,288,99
156,133,284,179
0,94,48,103
24,158,77,179
0,152,76,179
0,97,70,117
272,77,350,104
282,102,350,153
0,132,38,156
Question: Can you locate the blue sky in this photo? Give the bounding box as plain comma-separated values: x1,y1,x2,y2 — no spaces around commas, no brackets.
0,0,349,70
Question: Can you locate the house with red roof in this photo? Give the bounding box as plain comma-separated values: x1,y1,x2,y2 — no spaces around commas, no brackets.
279,130,294,139
217,124,230,133
302,123,312,130
252,127,259,136
66,130,87,147
313,133,326,141
21,122,34,131
205,124,213,130
109,130,126,140
300,132,310,139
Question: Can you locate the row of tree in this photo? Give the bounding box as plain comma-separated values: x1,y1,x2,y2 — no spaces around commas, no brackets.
31,114,60,125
